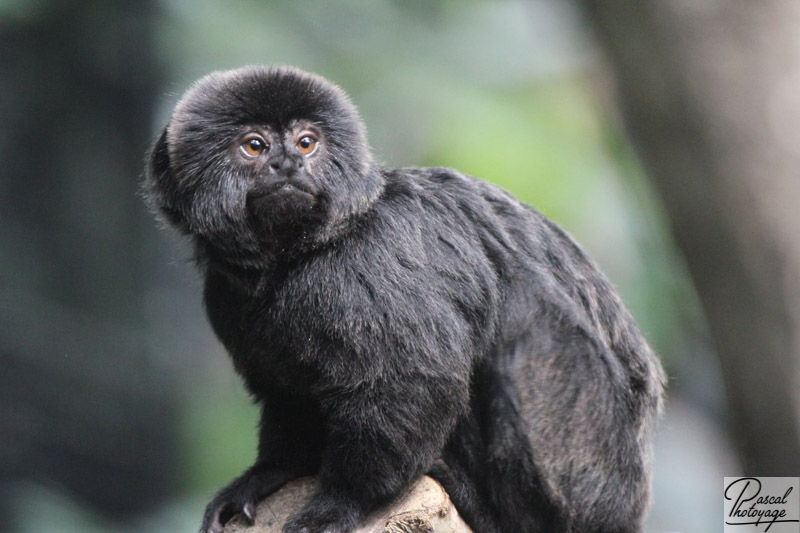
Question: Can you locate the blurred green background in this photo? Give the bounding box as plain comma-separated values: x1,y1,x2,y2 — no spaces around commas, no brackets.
2,1,768,532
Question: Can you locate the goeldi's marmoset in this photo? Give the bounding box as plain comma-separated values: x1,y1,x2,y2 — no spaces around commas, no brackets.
145,65,665,533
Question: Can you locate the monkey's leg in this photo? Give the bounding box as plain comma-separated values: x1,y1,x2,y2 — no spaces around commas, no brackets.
202,395,323,533
476,310,652,533
428,381,566,533
427,457,503,533
282,379,464,533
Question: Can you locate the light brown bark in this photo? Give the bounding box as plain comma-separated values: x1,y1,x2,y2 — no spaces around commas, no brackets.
223,477,471,533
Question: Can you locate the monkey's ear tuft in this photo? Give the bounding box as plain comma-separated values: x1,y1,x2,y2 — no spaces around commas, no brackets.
144,127,187,230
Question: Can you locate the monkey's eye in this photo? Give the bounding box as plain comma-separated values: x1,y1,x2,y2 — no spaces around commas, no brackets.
240,136,268,158
296,134,318,156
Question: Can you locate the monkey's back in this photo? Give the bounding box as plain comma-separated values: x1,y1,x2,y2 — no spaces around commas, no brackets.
377,167,664,532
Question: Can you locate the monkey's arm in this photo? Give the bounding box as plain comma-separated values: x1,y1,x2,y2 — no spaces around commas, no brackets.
282,372,468,533
202,394,323,533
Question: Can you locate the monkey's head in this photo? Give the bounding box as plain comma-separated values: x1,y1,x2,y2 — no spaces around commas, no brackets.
145,65,383,266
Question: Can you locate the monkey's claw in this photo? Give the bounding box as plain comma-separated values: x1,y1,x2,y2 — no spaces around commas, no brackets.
200,489,258,533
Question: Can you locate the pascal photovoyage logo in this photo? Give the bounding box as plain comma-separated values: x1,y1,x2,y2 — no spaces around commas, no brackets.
724,477,799,532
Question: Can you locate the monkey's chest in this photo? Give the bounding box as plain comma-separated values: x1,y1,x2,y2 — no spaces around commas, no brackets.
226,282,385,400
204,283,321,398
227,309,322,396
204,260,394,398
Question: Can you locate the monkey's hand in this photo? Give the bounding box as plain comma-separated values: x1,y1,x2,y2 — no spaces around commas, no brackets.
201,464,294,533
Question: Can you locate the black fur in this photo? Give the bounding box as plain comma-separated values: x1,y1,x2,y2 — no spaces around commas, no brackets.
144,65,665,533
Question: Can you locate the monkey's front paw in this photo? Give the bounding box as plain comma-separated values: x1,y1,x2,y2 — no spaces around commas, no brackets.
282,498,361,533
200,466,293,533
201,490,258,533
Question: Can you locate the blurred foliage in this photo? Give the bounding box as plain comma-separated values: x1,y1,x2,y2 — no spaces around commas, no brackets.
2,0,718,531
179,376,259,493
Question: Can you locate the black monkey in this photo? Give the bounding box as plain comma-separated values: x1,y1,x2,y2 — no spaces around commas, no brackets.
145,65,665,533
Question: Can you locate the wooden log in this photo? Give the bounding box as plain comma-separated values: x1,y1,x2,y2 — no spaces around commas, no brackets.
223,476,472,533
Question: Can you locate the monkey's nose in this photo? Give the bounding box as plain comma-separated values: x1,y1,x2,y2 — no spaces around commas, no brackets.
268,156,302,175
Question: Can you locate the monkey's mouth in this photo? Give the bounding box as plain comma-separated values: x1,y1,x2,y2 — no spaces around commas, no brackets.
249,179,317,202
246,180,319,230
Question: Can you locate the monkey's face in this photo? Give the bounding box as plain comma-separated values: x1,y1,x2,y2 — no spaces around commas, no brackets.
224,120,327,238
145,66,383,265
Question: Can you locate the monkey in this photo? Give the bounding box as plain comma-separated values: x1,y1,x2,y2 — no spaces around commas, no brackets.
144,65,665,533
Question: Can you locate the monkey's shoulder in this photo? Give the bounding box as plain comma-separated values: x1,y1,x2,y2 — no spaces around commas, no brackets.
378,166,580,270
381,166,529,219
